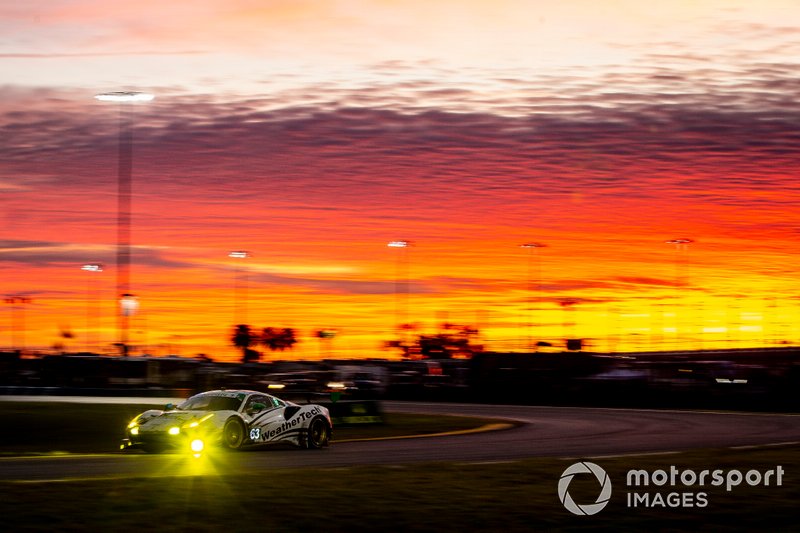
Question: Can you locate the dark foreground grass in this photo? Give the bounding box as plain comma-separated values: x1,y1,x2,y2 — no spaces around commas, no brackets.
0,402,501,455
1,403,797,531
1,445,798,532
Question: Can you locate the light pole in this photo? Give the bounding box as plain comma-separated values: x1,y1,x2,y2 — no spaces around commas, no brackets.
81,263,103,352
229,251,251,326
95,90,153,356
665,238,694,349
520,242,546,351
388,240,411,355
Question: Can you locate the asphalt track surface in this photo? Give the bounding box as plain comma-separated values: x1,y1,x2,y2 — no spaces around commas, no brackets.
2,401,800,482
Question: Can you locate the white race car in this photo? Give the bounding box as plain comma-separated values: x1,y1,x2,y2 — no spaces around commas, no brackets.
121,389,332,453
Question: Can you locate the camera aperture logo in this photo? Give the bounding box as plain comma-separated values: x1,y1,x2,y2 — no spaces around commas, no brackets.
558,461,612,515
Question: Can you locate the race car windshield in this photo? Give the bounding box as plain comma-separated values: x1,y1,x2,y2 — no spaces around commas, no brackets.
179,394,243,411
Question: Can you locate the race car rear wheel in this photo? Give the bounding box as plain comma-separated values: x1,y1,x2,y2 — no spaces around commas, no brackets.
305,416,330,449
223,417,246,450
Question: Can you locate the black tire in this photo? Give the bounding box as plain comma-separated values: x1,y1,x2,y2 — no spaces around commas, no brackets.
222,417,246,450
305,416,330,449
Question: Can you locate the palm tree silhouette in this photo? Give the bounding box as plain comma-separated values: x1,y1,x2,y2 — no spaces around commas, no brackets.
231,324,257,363
261,327,298,354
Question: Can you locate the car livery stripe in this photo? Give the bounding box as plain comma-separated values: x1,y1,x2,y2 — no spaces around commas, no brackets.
249,408,280,425
251,405,322,427
265,428,303,442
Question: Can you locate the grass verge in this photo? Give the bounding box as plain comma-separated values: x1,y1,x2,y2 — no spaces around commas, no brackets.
0,445,797,531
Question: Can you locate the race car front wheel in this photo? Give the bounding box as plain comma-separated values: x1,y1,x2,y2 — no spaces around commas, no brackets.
305,416,330,449
223,418,246,450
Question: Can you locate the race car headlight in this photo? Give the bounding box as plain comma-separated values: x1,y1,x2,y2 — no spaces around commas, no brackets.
130,427,139,436
190,439,205,453
168,426,180,436
127,417,140,429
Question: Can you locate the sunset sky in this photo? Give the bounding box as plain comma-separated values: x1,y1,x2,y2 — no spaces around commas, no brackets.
2,1,800,361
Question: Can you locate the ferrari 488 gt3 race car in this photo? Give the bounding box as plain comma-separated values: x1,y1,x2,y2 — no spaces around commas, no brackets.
121,389,332,453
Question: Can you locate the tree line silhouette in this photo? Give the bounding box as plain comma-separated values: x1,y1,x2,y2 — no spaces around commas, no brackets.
385,323,484,359
230,322,483,362
231,325,298,363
